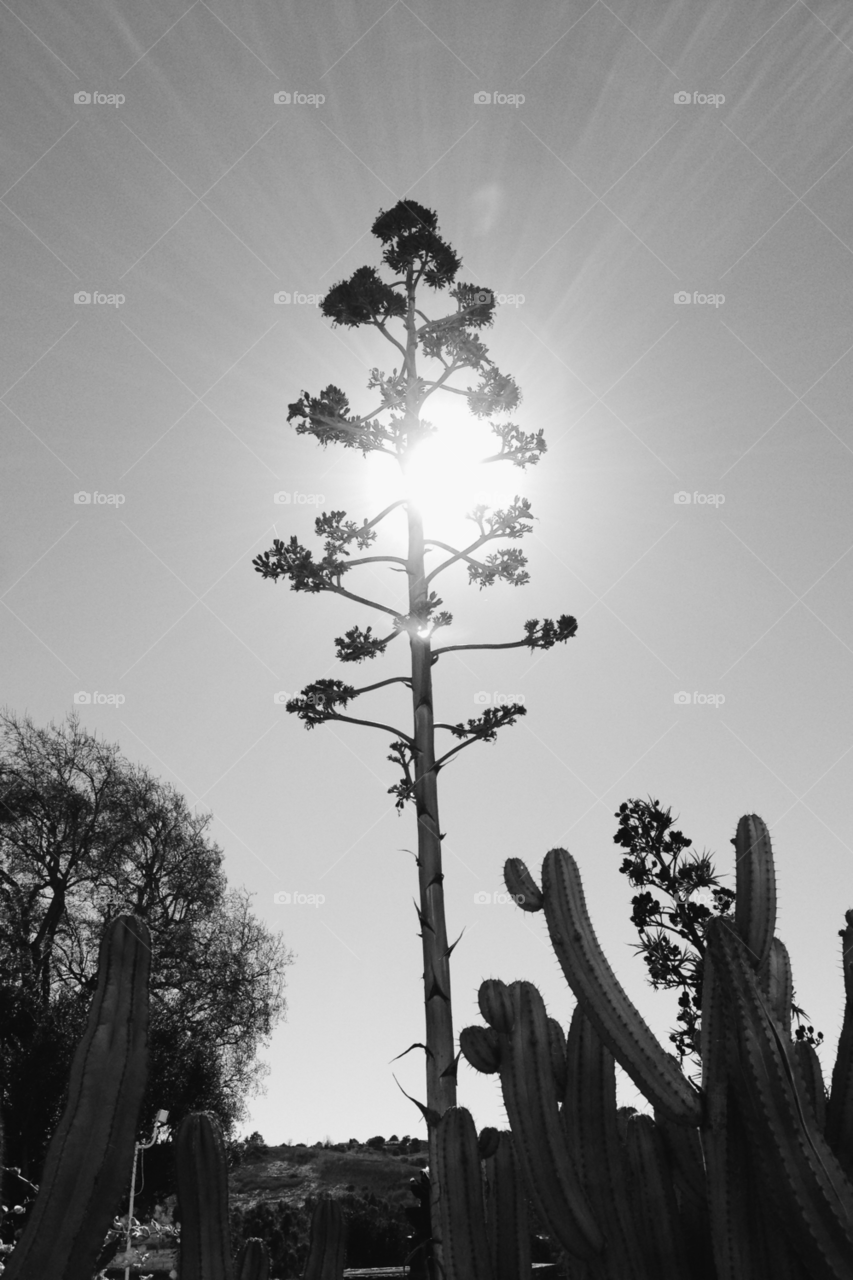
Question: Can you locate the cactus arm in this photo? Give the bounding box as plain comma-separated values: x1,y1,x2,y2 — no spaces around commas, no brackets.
236,1238,271,1280
794,1039,828,1132
504,858,544,911
757,935,793,1032
733,815,776,971
653,1110,716,1280
460,1025,502,1074
3,915,150,1280
483,1131,531,1280
302,1196,346,1280
496,980,604,1265
623,1114,692,1280
435,1107,495,1280
175,1111,235,1280
564,1004,650,1280
698,940,759,1280
541,848,702,1127
827,910,853,1178
707,916,853,1280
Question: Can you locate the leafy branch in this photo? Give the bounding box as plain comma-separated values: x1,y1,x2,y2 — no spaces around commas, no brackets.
612,797,823,1077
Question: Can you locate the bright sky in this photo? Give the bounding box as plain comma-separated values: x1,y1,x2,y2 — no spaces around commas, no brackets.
4,0,853,1145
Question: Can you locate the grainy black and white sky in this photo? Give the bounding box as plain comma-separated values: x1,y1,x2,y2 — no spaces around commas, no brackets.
3,0,853,1144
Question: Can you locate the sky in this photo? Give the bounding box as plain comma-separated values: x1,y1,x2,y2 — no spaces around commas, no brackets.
3,0,853,1146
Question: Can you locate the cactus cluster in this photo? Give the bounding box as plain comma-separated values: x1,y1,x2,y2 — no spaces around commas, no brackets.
459,815,853,1279
0,915,346,1280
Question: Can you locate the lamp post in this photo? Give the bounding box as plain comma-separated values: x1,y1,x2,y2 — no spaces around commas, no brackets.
123,1109,169,1280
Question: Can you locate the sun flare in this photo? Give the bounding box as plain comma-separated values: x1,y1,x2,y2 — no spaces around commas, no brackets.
370,404,517,543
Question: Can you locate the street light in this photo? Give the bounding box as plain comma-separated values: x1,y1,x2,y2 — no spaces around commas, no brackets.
123,1109,169,1280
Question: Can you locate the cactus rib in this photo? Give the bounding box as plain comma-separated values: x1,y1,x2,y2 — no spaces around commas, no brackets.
541,847,702,1127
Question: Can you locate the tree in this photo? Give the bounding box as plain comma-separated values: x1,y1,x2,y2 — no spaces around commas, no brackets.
254,199,577,1269
0,710,293,1178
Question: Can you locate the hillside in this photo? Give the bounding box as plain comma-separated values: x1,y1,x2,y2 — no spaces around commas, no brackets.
228,1139,429,1212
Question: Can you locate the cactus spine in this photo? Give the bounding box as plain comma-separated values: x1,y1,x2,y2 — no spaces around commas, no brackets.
3,914,151,1280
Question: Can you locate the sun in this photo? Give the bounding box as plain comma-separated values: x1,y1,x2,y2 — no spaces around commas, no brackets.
401,404,517,533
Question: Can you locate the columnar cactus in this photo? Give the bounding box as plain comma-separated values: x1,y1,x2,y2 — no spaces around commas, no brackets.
3,914,151,1280
433,1107,531,1280
461,815,853,1279
175,1111,235,1280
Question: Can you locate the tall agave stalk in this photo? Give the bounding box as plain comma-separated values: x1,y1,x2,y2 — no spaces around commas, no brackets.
456,815,853,1279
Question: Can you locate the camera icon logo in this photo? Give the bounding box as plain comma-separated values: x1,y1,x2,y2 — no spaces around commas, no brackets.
273,91,291,104
674,691,691,705
74,292,91,304
674,291,691,304
74,491,92,504
273,692,290,704
673,491,691,504
273,291,291,304
274,492,291,504
273,891,292,904
473,891,491,904
474,290,493,305
673,91,691,104
474,91,491,104
74,91,92,104
73,691,92,704
474,691,491,705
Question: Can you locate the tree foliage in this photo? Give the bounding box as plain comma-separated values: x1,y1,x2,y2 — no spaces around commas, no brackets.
0,710,293,1177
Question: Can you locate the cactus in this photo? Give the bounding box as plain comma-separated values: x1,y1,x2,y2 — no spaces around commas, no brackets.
175,1111,235,1279
236,1237,271,1280
433,1108,531,1280
303,1194,346,1280
3,914,150,1280
460,815,853,1279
